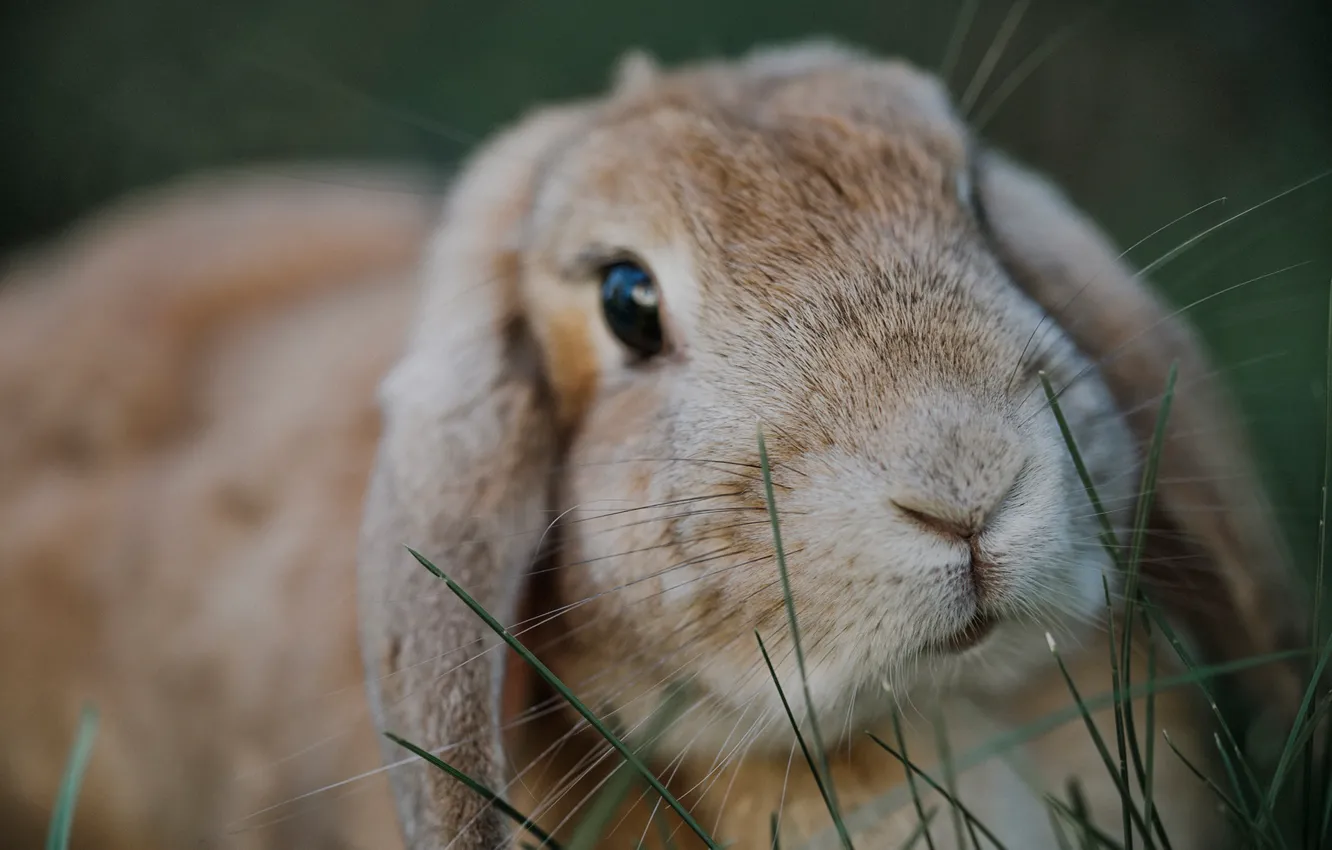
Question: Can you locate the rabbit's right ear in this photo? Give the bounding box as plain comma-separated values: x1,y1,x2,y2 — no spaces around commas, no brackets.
357,102,592,849
976,150,1309,757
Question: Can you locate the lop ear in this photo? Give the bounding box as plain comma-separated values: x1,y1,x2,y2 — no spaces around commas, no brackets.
357,103,591,849
977,151,1309,753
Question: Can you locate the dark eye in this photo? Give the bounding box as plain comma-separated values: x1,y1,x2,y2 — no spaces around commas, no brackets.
600,261,664,357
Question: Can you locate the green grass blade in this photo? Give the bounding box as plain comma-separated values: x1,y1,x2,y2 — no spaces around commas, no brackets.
656,803,681,850
1101,582,1135,850
818,646,1307,845
1136,604,1266,804
889,709,937,850
1047,800,1076,850
1044,632,1156,843
756,631,856,849
1262,630,1332,817
1307,279,1332,849
385,732,565,849
1124,362,1177,589
1066,779,1096,850
567,765,638,849
1159,730,1249,829
975,649,1307,773
1044,365,1181,850
1320,770,1332,846
1043,366,1173,848
1214,731,1248,808
756,426,844,819
1048,788,1125,850
1039,372,1121,562
46,704,98,850
568,684,692,850
1210,732,1285,850
804,647,1303,850
931,709,979,850
1142,634,1158,843
1044,367,1175,847
1130,590,1276,850
408,547,722,850
866,732,1009,850
1272,694,1332,782
1120,363,1178,850
1319,703,1332,850
897,807,940,850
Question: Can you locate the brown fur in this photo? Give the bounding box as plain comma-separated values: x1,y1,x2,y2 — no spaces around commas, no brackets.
0,42,1307,850
0,168,433,848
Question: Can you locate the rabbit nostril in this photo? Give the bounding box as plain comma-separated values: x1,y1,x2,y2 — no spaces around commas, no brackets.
893,501,979,540
892,499,998,600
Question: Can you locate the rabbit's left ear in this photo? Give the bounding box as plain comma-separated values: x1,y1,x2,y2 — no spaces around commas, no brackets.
976,150,1308,750
357,100,596,850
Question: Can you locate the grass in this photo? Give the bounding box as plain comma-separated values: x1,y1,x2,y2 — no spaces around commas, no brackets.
755,426,855,849
46,357,1329,848
375,364,1332,849
45,705,97,850
47,350,1326,848
406,547,721,849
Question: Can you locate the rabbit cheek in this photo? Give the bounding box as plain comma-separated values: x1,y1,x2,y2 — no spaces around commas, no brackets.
559,382,679,599
994,370,1142,648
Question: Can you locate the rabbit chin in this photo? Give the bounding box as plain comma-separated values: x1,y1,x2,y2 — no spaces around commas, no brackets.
624,609,1115,762
614,543,1119,761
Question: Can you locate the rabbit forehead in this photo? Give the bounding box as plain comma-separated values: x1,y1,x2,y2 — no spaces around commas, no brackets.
538,75,968,225
520,52,1076,441
528,48,972,262
528,97,1038,408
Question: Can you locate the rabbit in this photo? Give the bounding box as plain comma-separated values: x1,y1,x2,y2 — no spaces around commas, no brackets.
0,37,1309,850
356,39,1310,850
0,166,432,849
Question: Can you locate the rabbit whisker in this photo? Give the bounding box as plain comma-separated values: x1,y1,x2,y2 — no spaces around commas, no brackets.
958,0,1030,116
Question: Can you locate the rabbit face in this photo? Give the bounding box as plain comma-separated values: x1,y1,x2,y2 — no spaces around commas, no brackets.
516,62,1141,749
360,43,1298,849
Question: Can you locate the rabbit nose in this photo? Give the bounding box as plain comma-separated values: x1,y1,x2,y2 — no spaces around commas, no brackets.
890,472,1017,542
891,501,982,540
893,498,1002,600
886,399,1027,545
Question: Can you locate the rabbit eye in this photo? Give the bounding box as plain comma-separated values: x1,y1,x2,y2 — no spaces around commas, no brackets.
600,261,664,357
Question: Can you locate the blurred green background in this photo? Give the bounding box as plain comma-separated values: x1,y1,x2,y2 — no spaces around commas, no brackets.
1,0,1329,564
